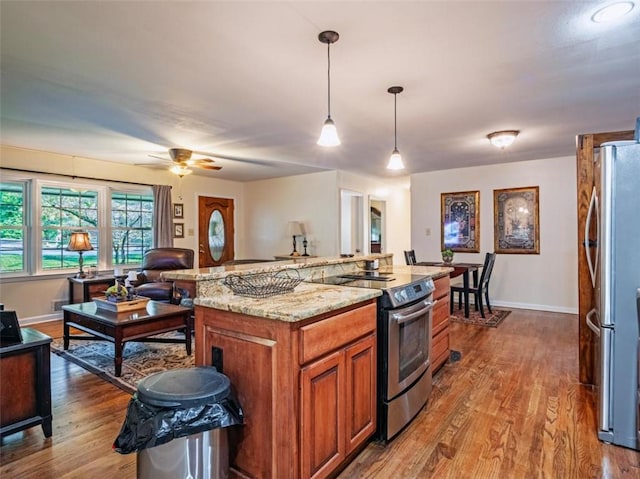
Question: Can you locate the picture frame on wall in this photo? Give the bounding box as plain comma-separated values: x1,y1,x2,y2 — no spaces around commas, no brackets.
173,203,184,219
173,223,184,239
440,190,480,252
493,186,540,254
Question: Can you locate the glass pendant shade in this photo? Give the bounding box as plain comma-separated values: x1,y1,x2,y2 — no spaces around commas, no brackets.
387,148,405,170
170,165,193,176
317,117,341,147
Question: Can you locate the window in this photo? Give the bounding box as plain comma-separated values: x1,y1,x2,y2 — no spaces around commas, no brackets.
0,173,154,277
40,187,99,270
0,181,27,273
111,191,153,265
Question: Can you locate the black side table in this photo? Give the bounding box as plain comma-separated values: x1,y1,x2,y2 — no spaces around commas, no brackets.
0,328,53,438
68,276,116,303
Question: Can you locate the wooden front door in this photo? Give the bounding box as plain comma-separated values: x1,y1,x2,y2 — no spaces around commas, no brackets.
198,196,234,267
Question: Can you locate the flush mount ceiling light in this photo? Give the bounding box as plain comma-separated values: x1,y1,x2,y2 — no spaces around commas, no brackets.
487,130,520,149
387,86,405,170
317,30,341,147
169,165,193,177
591,1,635,22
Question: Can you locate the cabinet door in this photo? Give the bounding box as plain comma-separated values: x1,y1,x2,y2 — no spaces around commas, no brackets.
344,334,376,455
300,350,345,479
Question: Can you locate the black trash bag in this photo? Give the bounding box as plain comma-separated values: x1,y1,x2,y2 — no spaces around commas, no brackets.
113,394,243,454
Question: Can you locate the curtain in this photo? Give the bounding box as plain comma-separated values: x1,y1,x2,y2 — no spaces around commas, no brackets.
152,185,173,248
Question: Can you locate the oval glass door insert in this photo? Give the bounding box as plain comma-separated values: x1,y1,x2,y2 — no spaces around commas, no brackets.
208,209,225,261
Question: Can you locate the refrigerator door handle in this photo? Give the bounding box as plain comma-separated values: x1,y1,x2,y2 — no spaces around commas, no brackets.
586,308,600,336
585,186,600,288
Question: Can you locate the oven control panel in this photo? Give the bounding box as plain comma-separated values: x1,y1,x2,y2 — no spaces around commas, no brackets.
384,277,434,309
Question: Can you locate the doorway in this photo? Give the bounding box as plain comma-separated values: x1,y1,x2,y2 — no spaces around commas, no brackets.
340,190,364,255
198,196,234,267
370,198,386,254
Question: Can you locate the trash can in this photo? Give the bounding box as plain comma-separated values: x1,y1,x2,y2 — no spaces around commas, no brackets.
113,367,243,479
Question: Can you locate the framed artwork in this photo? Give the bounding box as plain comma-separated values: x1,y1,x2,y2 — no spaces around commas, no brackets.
493,186,540,254
440,190,480,252
173,222,184,239
173,203,184,219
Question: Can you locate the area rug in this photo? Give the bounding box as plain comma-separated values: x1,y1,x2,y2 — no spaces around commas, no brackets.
51,332,194,394
450,307,511,327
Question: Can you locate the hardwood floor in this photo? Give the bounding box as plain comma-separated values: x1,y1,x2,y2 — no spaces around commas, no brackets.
1,310,638,478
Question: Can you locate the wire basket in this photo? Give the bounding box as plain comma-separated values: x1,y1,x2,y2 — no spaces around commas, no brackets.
223,269,303,298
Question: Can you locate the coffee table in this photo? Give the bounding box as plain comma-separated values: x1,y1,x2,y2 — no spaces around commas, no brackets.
62,301,193,377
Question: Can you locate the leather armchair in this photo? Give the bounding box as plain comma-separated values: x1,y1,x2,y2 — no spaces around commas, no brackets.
132,248,194,304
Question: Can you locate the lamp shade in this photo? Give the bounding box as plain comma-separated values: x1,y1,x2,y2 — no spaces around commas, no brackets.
66,231,94,252
287,221,304,237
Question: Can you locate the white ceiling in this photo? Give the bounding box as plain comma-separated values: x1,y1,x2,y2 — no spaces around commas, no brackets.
1,1,639,182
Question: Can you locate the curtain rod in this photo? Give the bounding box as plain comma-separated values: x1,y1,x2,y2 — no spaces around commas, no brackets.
0,167,171,188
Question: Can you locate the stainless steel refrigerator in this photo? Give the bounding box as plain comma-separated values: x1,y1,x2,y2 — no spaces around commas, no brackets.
585,136,640,450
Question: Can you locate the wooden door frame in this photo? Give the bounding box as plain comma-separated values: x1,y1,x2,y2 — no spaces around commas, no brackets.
576,129,633,385
198,195,235,267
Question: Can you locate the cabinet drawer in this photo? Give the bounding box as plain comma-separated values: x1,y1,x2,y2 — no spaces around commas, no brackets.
432,298,450,336
433,275,450,300
431,330,449,370
299,302,376,365
86,283,109,298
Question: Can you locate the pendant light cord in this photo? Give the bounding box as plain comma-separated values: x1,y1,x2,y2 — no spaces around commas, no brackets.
327,42,332,118
394,93,398,149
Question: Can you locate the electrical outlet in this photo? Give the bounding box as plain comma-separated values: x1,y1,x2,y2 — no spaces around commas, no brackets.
425,228,431,236
188,228,194,236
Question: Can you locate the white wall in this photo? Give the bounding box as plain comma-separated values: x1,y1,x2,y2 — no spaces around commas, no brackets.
243,171,339,258
411,155,577,313
0,145,245,319
337,171,411,265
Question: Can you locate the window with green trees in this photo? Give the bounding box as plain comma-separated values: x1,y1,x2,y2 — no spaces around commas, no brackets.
0,175,153,276
0,181,27,273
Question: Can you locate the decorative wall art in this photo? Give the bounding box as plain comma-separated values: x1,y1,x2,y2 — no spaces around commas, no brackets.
440,190,480,252
173,203,184,219
493,186,540,254
173,223,184,239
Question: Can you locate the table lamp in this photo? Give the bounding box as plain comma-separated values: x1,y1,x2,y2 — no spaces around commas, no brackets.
287,221,303,256
66,231,94,278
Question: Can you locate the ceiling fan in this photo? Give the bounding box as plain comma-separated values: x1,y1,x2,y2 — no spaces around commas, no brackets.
147,148,222,176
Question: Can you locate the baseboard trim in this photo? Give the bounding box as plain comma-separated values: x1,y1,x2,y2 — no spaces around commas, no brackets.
490,300,577,315
19,312,63,325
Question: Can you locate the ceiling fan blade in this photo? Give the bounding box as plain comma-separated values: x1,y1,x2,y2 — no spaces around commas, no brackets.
148,154,170,162
187,158,215,165
193,150,274,167
198,164,223,171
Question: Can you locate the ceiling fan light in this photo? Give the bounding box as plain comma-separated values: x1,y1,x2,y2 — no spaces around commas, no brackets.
170,165,193,176
387,149,405,170
487,130,519,149
317,117,341,147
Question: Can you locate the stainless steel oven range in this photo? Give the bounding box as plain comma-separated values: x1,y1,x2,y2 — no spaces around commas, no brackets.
310,271,435,442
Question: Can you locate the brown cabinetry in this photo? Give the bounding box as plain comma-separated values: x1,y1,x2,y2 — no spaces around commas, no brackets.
195,299,377,479
431,275,451,373
300,333,376,479
0,328,52,438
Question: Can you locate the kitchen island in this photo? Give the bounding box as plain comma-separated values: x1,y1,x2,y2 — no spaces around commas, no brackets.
166,256,450,479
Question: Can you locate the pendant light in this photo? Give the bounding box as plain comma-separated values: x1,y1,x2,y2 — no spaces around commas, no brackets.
317,30,340,147
387,86,405,170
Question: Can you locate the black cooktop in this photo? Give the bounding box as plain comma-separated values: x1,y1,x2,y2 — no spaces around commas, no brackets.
338,271,395,281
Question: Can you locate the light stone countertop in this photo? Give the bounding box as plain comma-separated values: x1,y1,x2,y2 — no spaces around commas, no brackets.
162,254,393,281
194,281,382,322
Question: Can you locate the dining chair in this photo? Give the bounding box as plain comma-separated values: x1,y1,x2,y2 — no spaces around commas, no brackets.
450,252,497,318
404,250,417,265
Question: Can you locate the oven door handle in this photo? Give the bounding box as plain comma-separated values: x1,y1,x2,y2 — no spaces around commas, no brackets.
390,299,436,325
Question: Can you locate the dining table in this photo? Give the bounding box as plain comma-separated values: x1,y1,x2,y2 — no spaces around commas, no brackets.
415,261,483,318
